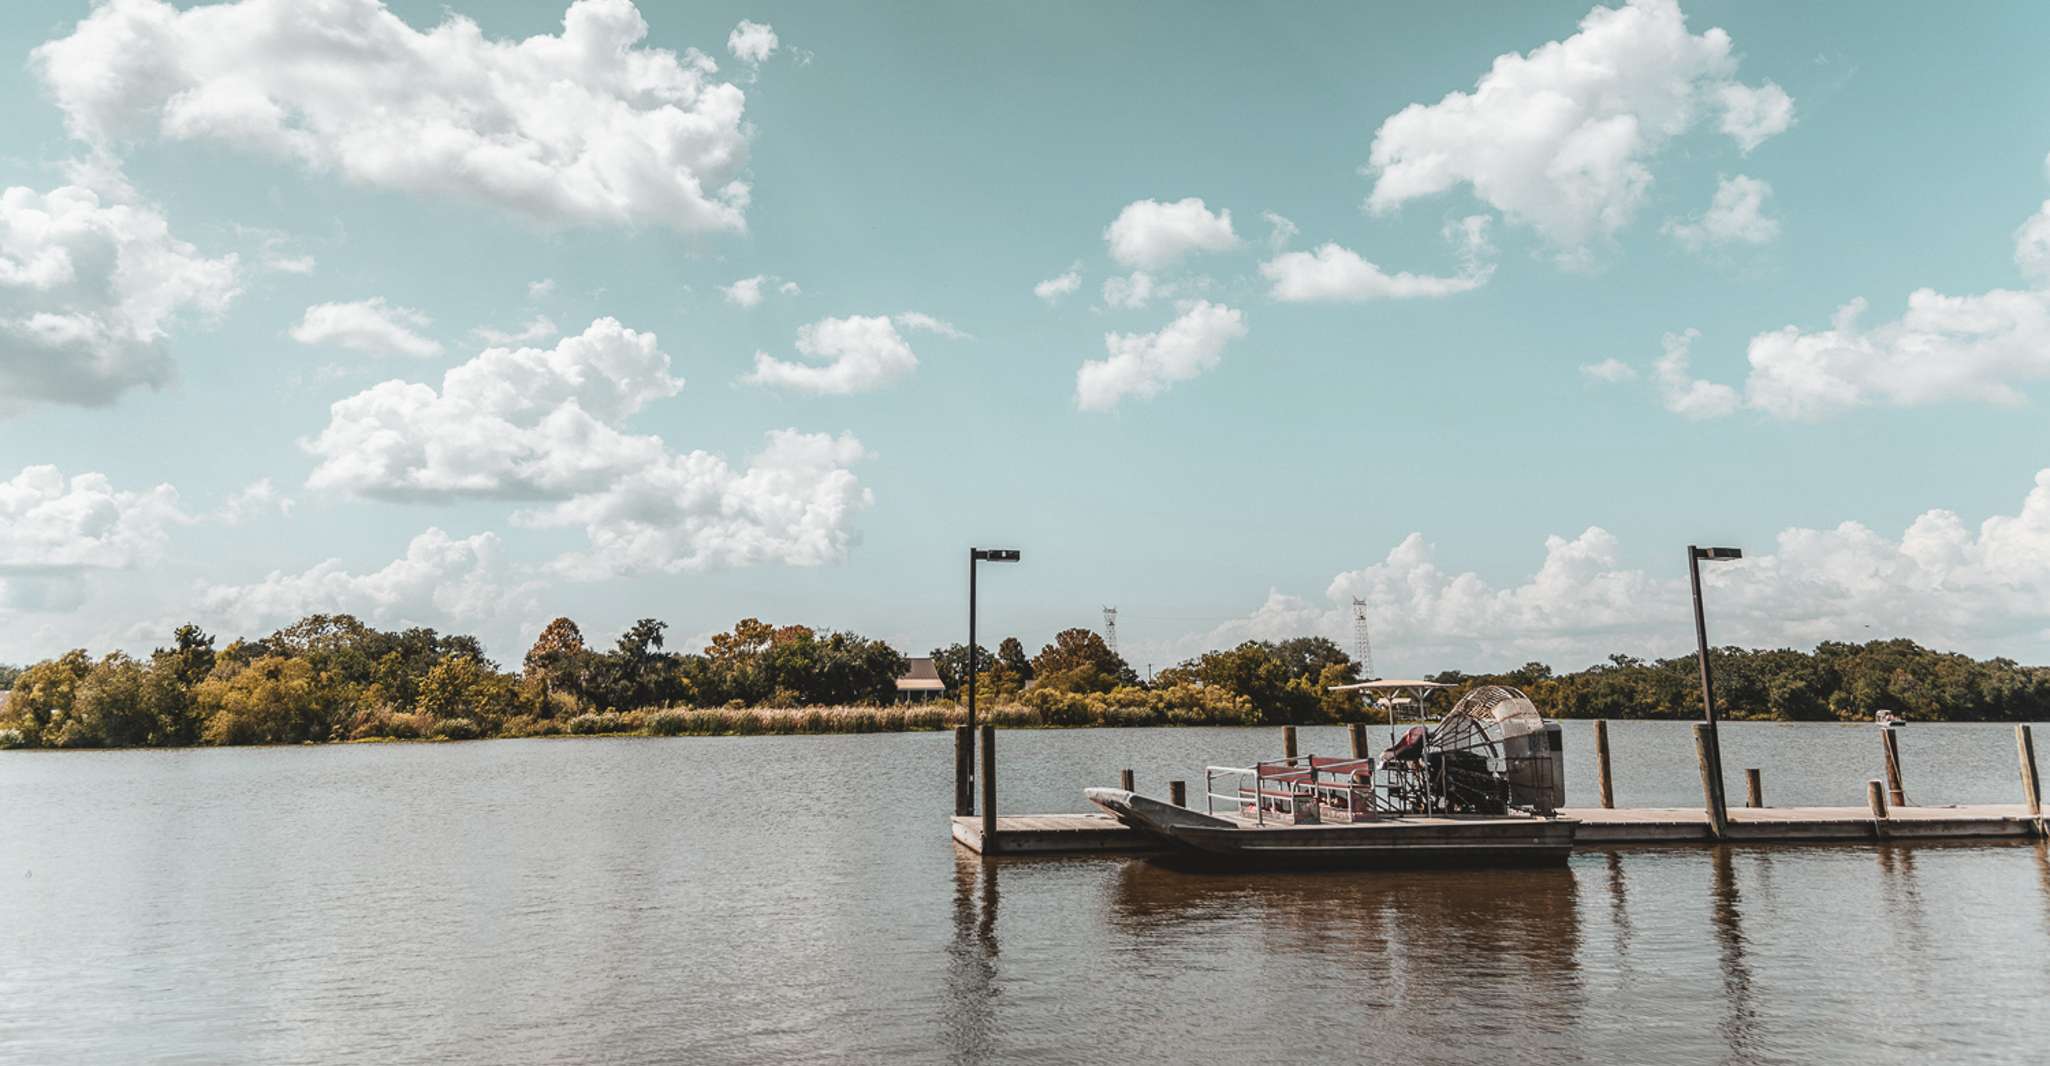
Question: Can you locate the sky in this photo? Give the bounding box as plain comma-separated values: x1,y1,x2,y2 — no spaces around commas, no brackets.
4,0,2050,677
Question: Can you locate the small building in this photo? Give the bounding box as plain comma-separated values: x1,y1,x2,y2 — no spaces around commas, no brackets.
895,657,945,702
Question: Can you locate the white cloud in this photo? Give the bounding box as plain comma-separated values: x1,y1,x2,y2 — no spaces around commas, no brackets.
1718,81,1795,154
1665,174,1779,250
199,527,526,634
745,312,958,394
1103,198,1240,269
528,278,557,300
0,175,239,412
1169,466,2050,673
0,465,185,571
217,478,295,525
1260,223,1493,302
1076,300,1247,412
1580,358,1637,382
1035,266,1082,304
517,430,872,577
1653,328,1740,418
471,315,559,346
306,317,683,499
290,297,443,358
35,0,753,232
727,19,778,65
1100,271,1157,309
1364,0,1790,256
1671,197,2050,420
1262,210,1299,252
722,274,798,308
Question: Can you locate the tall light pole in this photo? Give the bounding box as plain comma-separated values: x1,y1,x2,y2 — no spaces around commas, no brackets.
960,547,1020,816
1689,545,1742,833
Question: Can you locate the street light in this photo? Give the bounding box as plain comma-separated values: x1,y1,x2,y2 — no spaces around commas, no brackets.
960,547,1021,816
1689,544,1742,831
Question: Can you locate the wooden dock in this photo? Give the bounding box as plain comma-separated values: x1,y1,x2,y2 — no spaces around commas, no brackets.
952,804,2044,856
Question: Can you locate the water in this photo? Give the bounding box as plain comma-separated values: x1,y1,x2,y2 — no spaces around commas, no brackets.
3,721,2047,1064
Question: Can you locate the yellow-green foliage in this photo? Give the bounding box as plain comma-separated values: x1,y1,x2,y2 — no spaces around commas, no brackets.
196,655,336,745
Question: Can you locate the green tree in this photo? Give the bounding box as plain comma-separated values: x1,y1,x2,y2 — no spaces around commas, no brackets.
1,650,94,747
1030,629,1136,694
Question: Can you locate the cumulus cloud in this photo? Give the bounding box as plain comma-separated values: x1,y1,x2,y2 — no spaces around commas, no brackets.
1718,81,1795,154
1363,0,1790,256
0,465,185,572
1100,271,1157,310
744,312,958,394
1075,300,1246,412
1653,328,1740,418
1580,358,1637,382
1665,174,1779,250
1167,467,2050,674
471,315,559,346
217,477,295,525
305,318,870,573
722,274,798,308
199,528,525,634
1662,195,2050,420
1103,198,1240,269
290,297,442,357
35,0,753,232
0,175,239,412
1261,219,1494,302
518,430,872,578
727,19,778,64
1035,265,1082,304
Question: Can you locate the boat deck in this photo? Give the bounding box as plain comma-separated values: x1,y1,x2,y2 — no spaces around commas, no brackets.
952,803,2044,856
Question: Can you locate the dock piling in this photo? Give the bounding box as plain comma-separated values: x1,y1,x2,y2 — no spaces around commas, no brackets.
1348,722,1366,759
2019,724,2043,833
1283,725,1298,765
1594,720,1615,809
1693,723,1727,839
1119,768,1134,793
1745,768,1762,809
954,725,973,817
1170,780,1187,808
1867,778,1889,838
1882,727,1907,807
979,725,996,850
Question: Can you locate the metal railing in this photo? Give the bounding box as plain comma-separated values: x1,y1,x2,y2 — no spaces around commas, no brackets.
1205,755,1391,825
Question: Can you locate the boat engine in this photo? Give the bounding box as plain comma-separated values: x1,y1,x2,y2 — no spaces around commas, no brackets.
1430,686,1565,815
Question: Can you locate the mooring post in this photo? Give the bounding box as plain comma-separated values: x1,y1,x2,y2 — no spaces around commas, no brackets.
1867,778,1889,839
1882,727,1906,808
1744,768,1762,809
1119,768,1134,793
2019,724,2043,834
954,724,973,816
1283,725,1298,765
979,725,996,851
1594,719,1615,809
1694,723,1727,839
1348,722,1366,759
1170,780,1187,808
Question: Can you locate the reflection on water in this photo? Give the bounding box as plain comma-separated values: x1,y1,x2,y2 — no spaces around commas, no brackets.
5,728,2050,1064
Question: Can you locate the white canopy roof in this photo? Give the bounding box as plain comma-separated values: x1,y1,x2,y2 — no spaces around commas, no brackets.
1326,679,1452,692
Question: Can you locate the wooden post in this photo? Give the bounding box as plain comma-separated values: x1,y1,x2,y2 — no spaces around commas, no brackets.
1283,725,1298,765
1119,768,1134,793
1694,723,1726,839
1744,768,1762,809
954,725,973,816
1594,719,1615,809
979,725,996,851
1881,727,1906,807
1348,722,1367,759
2019,724,2043,831
1170,780,1187,808
1867,778,1889,839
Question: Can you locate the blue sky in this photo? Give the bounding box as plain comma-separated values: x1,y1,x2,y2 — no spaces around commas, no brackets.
4,0,2050,675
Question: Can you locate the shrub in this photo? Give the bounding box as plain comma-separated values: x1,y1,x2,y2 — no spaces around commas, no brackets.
429,717,483,741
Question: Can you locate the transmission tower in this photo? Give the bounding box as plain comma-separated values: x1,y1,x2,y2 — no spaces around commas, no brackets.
1102,606,1119,656
1352,597,1375,678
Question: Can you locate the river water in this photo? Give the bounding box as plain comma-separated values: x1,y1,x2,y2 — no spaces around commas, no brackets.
3,721,2047,1064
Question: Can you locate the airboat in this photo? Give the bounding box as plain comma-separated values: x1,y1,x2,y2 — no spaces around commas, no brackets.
1086,684,1576,868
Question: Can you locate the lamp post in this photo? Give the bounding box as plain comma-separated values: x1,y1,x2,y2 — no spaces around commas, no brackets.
1689,545,1742,834
961,547,1021,816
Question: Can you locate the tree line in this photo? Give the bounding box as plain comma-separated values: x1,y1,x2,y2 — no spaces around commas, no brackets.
1,613,2044,750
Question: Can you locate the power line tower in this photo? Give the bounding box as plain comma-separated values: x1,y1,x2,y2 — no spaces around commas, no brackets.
1102,606,1119,656
1352,597,1375,678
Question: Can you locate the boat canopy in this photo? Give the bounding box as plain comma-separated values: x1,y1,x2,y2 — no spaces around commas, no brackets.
1326,679,1452,692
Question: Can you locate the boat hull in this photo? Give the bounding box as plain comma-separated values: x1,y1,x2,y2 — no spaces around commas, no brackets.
1086,787,1577,869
